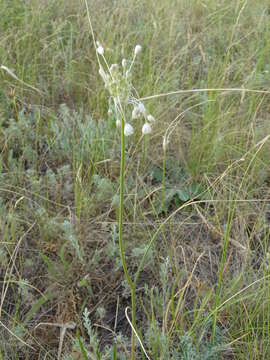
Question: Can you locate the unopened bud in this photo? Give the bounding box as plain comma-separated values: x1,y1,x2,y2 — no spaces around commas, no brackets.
147,114,155,123
132,106,140,119
138,102,146,116
142,122,152,135
97,45,104,55
134,44,142,56
124,123,134,136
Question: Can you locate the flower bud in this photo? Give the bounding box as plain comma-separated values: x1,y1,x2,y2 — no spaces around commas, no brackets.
124,123,134,136
132,106,140,119
147,114,155,123
97,45,104,55
116,119,121,128
134,44,142,56
110,64,119,73
138,102,146,116
122,58,127,68
142,122,152,135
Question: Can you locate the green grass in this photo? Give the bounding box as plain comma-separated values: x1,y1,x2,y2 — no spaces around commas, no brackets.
1,0,270,358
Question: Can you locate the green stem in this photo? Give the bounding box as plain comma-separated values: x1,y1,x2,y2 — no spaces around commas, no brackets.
119,117,135,359
162,146,167,212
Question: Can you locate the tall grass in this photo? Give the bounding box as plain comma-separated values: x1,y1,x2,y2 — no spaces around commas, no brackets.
1,0,270,358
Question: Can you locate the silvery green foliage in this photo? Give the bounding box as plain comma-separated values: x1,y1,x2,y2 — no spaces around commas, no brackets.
143,287,229,359
179,328,229,360
160,256,171,313
51,103,113,164
62,220,84,262
180,335,199,360
65,308,129,359
83,308,99,347
3,109,39,166
35,207,61,241
96,306,106,320
93,174,116,203
18,278,33,303
132,244,154,267
107,224,122,270
0,103,114,196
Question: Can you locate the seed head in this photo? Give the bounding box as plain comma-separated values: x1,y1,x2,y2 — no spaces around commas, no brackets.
124,123,134,136
134,44,142,56
142,122,152,135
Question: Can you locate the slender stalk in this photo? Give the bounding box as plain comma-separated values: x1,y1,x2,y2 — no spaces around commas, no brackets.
162,146,167,212
119,116,135,359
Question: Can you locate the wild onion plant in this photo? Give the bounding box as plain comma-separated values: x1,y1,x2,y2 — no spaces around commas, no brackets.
96,41,155,358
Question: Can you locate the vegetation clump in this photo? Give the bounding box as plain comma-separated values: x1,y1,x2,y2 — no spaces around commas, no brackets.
1,0,270,359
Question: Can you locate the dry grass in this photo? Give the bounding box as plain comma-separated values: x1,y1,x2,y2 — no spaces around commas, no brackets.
1,0,270,358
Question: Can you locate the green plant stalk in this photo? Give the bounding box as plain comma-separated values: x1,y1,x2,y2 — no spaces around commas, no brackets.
76,330,89,360
119,116,136,360
162,146,166,213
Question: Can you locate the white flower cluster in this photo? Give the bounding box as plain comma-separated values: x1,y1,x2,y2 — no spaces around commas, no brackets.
96,41,155,137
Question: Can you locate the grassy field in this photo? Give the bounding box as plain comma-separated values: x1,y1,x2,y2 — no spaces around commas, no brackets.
1,0,270,358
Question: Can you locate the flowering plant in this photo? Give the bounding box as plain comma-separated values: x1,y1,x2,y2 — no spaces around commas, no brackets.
95,41,157,359
96,42,155,137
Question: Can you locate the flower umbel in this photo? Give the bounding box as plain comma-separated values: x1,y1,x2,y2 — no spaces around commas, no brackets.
97,43,154,136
